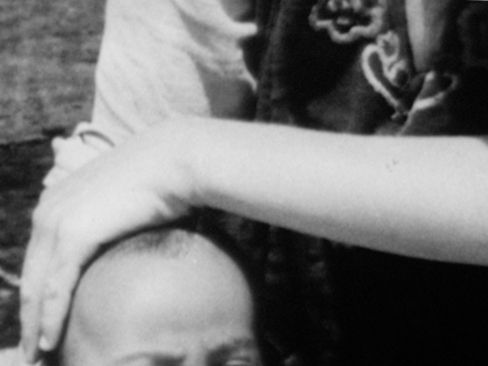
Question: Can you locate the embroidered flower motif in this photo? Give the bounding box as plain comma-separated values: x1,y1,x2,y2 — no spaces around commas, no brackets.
399,71,460,135
309,0,386,44
361,31,411,114
459,3,488,69
409,72,459,114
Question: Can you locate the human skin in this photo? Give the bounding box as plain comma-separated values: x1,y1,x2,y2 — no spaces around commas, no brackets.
21,118,488,365
57,230,261,366
20,0,488,363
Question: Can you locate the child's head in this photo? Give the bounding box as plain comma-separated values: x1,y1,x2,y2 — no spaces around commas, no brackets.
54,229,262,366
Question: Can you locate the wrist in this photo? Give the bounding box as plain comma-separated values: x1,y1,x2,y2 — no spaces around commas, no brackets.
183,118,220,209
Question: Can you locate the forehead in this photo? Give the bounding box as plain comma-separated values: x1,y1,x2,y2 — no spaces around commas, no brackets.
63,240,258,366
102,244,255,329
81,280,259,366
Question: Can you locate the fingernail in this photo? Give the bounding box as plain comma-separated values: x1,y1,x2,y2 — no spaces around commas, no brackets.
39,336,50,351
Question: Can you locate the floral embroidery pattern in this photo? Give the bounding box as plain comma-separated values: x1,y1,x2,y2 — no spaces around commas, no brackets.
399,71,460,135
361,31,411,114
309,0,386,44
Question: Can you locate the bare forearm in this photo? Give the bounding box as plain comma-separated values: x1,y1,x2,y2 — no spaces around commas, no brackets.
177,118,488,265
20,117,488,362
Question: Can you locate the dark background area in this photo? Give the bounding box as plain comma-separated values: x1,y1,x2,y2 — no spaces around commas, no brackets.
0,0,106,347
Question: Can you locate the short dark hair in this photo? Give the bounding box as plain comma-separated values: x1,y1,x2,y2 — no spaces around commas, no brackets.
98,228,209,260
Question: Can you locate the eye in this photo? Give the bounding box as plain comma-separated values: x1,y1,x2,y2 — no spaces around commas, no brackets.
207,340,261,366
209,350,260,366
224,357,254,366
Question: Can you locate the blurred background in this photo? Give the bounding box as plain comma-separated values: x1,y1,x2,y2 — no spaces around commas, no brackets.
0,0,106,348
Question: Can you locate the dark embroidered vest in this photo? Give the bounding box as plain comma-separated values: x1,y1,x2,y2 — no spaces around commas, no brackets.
204,1,488,365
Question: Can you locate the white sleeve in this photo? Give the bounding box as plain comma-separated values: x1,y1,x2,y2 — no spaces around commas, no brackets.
44,0,257,187
92,0,257,138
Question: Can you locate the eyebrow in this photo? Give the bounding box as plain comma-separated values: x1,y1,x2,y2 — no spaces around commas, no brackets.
206,338,259,366
115,338,258,366
116,351,185,366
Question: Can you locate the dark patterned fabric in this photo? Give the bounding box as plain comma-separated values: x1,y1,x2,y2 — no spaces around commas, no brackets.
205,1,488,365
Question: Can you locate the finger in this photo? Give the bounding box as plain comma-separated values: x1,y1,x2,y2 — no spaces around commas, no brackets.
39,238,98,351
20,231,55,364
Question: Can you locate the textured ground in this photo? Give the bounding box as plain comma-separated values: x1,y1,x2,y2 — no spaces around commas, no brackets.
0,0,105,348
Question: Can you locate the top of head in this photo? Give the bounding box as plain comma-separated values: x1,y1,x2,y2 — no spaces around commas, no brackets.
59,229,259,366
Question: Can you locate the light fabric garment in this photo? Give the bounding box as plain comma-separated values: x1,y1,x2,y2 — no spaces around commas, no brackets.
44,0,256,187
0,347,22,366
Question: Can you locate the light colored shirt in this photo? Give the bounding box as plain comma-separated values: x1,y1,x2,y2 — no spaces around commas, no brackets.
44,0,256,187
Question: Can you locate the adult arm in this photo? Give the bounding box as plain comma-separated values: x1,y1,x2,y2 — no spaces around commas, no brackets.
20,117,488,363
20,0,256,363
21,0,482,363
195,120,488,264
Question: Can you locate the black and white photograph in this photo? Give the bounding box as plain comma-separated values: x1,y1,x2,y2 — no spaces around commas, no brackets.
2,1,488,365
